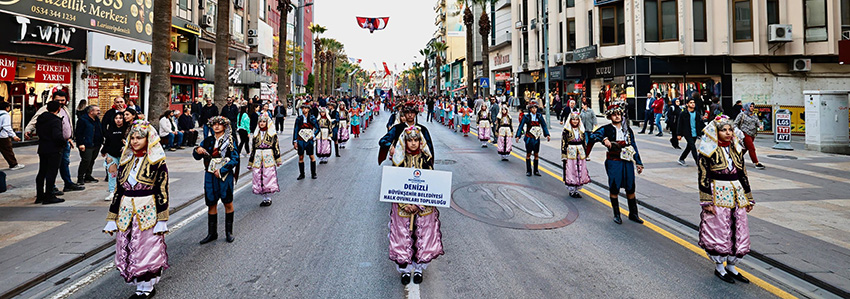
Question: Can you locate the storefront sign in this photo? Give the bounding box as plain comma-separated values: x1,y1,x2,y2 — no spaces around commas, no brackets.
495,72,511,81
379,166,453,208
775,109,792,143
625,75,635,98
573,45,598,61
170,61,205,80
595,65,614,77
128,78,140,100
0,0,153,42
87,74,99,100
87,32,152,73
0,12,87,60
35,60,72,84
0,55,16,81
493,52,510,68
171,17,201,36
575,83,584,90
780,105,806,134
549,66,563,81
260,83,273,101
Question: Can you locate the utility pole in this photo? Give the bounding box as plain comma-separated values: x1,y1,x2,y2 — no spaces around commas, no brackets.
542,0,550,127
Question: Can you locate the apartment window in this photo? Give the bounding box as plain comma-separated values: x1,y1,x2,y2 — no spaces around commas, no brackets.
693,0,706,41
558,21,564,53
523,33,529,63
600,5,625,46
733,0,752,41
766,0,779,25
842,0,850,32
176,0,192,20
804,0,828,42
645,0,678,42
233,14,243,34
258,0,265,20
206,0,216,33
567,0,574,8
588,10,594,45
558,0,563,13
522,0,528,24
567,18,576,51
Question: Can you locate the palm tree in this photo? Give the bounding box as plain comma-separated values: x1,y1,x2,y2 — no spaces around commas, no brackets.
324,39,344,94
475,0,497,97
430,41,448,96
276,0,293,108
149,0,172,127
213,0,232,108
461,0,475,98
418,47,431,94
308,24,327,98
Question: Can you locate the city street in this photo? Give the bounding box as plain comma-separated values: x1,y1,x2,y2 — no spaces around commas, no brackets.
11,112,816,299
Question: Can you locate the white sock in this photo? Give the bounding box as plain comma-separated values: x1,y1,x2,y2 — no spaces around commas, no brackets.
715,263,727,275
725,264,739,275
726,256,740,275
397,264,413,274
413,262,429,273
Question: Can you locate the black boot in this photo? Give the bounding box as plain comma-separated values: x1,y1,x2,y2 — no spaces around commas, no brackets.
335,143,341,157
525,159,532,176
297,162,305,180
225,212,235,243
627,197,644,224
199,214,218,244
311,161,317,179
611,197,622,224
533,159,541,176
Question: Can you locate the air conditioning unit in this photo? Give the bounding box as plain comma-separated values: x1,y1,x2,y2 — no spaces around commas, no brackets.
554,53,563,63
521,62,528,70
539,54,546,61
200,15,213,27
247,37,258,47
768,24,793,42
247,29,258,37
791,58,811,72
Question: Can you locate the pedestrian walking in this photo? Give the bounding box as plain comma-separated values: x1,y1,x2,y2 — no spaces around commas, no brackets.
579,102,597,161
387,125,443,286
734,103,766,170
589,100,645,225
221,97,240,143
35,101,66,205
248,114,282,207
236,106,251,156
638,93,656,134
199,99,219,139
74,105,103,185
158,110,183,151
729,100,743,121
101,97,126,132
102,120,170,298
666,98,682,149
515,101,551,177
652,94,666,136
294,103,319,180
561,112,591,198
677,96,705,166
25,91,85,193
274,101,287,132
101,113,126,200
697,115,755,284
495,105,513,161
0,102,24,170
194,116,240,244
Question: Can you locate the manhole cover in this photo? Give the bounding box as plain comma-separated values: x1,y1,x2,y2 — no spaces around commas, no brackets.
451,182,579,230
767,155,798,160
435,159,457,165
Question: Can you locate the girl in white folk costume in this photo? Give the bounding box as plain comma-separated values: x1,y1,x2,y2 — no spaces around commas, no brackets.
477,104,492,147
560,111,591,198
495,105,513,161
337,101,351,148
248,114,282,206
315,108,333,164
102,120,169,299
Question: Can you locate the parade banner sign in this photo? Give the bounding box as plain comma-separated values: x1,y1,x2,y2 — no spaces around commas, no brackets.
379,166,452,208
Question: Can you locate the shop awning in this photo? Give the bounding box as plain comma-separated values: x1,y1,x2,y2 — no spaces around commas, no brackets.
451,86,466,92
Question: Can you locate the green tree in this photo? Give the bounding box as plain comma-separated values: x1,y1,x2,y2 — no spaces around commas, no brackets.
419,47,432,94
430,41,448,95
308,24,327,98
474,0,498,97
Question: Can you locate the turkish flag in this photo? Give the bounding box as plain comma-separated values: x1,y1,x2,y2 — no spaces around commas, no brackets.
383,62,391,77
356,17,389,33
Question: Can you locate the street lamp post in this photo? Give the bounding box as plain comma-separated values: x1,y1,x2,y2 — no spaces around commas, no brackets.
292,1,314,96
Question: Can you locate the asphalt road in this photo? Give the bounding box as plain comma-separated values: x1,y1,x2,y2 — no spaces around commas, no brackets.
67,112,777,299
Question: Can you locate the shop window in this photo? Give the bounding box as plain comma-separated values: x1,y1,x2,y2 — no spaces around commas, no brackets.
170,29,197,55
842,0,850,36
600,4,624,46
172,83,194,104
766,0,780,25
645,0,678,42
804,0,828,42
3,58,73,134
567,18,576,51
693,0,707,41
733,0,753,42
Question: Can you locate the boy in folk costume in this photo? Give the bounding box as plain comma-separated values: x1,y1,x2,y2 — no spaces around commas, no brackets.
337,101,351,148
387,126,444,285
378,101,434,165
315,108,334,164
495,105,513,161
515,101,551,176
327,101,342,157
103,120,169,299
248,114,282,207
588,100,645,225
561,111,591,198
697,115,755,284
459,103,472,137
194,116,240,243
477,104,492,147
294,104,320,179
445,102,454,129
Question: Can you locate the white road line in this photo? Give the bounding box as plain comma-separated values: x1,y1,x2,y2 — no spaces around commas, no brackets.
405,283,421,299
50,154,298,299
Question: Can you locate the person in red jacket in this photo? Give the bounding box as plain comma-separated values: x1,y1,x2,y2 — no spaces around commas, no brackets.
652,94,666,137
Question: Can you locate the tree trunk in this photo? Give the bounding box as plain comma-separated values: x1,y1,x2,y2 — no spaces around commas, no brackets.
312,42,320,98
480,11,491,98
149,0,173,127
435,57,442,96
463,6,474,98
277,1,291,108
423,60,429,95
214,0,231,108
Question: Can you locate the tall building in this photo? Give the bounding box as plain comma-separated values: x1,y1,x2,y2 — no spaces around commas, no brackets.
513,0,850,125
489,0,514,96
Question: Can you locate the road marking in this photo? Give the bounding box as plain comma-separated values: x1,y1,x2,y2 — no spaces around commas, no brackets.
50,154,298,298
467,128,797,299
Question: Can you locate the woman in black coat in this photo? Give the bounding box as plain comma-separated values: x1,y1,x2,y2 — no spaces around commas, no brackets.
665,98,682,149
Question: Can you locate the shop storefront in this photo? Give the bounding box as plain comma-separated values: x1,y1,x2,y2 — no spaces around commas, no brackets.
86,32,151,115
489,47,511,96
0,12,86,137
170,59,205,111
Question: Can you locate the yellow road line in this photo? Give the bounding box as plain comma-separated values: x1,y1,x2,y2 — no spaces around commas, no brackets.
467,129,796,298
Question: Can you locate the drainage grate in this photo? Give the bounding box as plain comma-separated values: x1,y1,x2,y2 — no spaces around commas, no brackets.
434,159,457,165
766,154,798,160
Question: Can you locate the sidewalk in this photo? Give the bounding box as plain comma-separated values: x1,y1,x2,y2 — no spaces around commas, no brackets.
491,111,850,296
0,117,296,297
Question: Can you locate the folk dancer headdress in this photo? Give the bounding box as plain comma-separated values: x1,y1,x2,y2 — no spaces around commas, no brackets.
698,115,742,157
392,125,432,166
120,120,165,166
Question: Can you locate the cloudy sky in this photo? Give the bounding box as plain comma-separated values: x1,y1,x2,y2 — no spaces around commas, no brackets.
312,0,437,73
